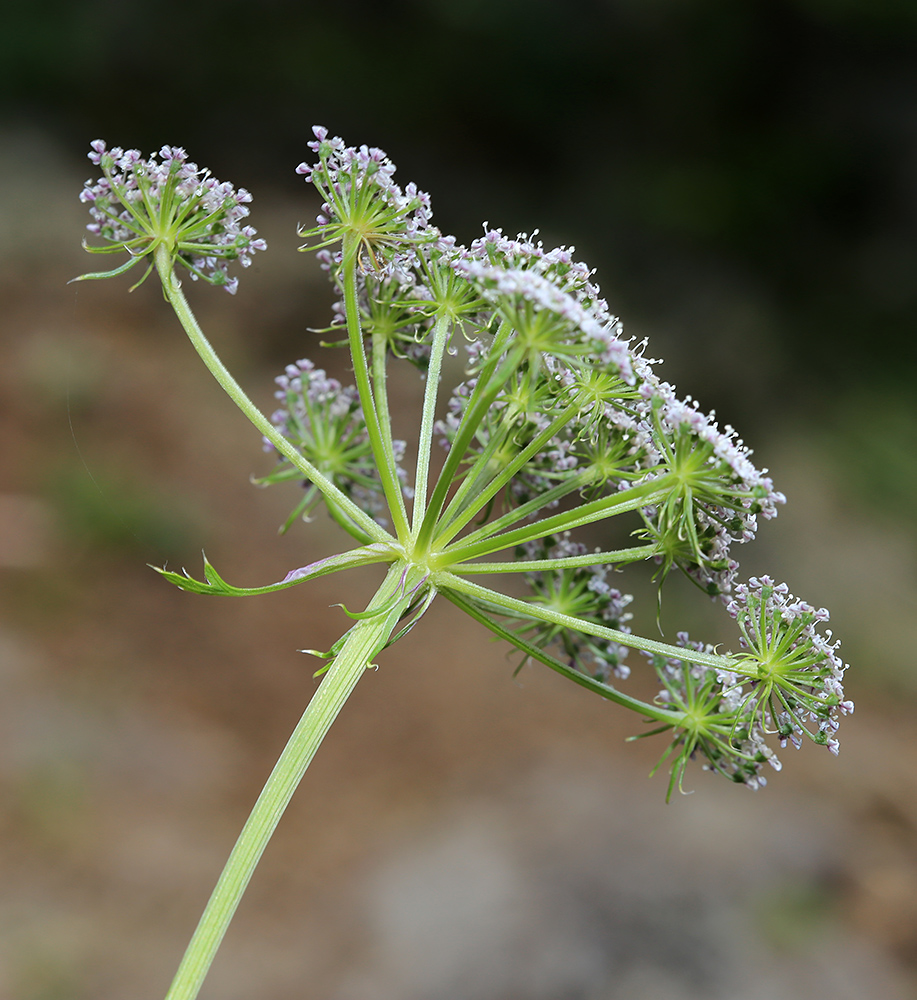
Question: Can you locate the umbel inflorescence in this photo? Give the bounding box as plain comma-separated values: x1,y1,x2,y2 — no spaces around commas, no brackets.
78,141,266,293
77,127,852,1000
77,127,851,799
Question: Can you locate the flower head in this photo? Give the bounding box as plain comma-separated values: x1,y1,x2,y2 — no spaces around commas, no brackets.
514,534,634,682
259,359,410,530
297,125,437,270
452,259,635,383
635,573,851,800
726,576,852,753
77,141,266,292
635,384,786,595
647,633,782,800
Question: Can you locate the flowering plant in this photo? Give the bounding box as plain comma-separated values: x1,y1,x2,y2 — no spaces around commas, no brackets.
75,129,852,1000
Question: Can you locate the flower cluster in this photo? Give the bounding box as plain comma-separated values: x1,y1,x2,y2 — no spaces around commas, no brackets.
432,282,783,597
633,385,786,595
726,576,852,753
452,258,636,381
271,129,845,792
296,126,436,271
642,575,852,797
647,634,782,799
261,359,408,529
463,227,614,325
105,127,848,798
79,141,266,293
515,534,634,681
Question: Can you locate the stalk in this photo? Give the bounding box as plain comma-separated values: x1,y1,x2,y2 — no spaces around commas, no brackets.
435,571,735,672
163,563,418,1000
414,323,519,552
340,239,411,541
411,312,451,533
432,398,583,547
153,245,390,545
449,543,657,575
439,480,672,565
443,589,683,724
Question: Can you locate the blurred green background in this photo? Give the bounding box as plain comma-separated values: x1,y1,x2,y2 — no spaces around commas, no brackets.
2,2,917,998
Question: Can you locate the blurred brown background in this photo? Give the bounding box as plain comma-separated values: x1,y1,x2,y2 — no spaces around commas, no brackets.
2,2,917,998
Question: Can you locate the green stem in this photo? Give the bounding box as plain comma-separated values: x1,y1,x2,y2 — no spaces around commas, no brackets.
433,398,583,547
411,312,451,534
449,544,657,574
372,330,395,450
440,480,672,564
340,239,410,542
435,571,735,671
434,470,595,555
414,323,519,552
163,563,419,1000
442,589,682,725
153,245,390,545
